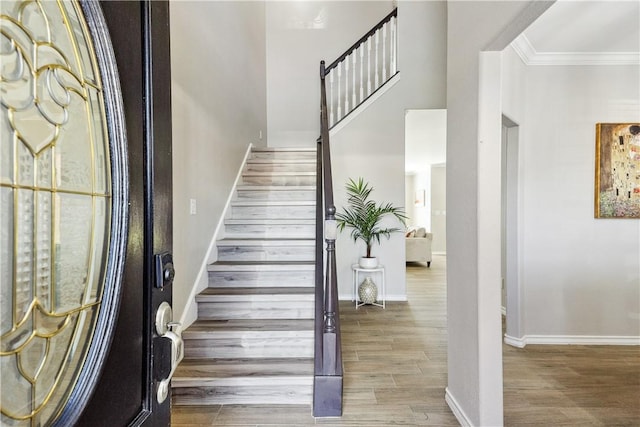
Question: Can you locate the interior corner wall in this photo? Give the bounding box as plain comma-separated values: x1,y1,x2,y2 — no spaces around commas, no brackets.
501,47,640,339
446,2,546,426
170,1,267,325
329,0,447,301
265,1,394,147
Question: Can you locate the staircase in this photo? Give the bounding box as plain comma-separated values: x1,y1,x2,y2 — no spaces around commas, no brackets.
172,147,317,406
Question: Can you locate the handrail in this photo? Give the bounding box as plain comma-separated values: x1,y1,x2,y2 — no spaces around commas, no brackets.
325,8,397,73
313,60,343,417
313,8,398,417
323,8,398,129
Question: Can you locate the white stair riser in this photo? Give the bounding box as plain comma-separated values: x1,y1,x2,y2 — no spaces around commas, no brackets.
217,245,314,262
245,163,315,173
224,224,315,239
235,189,316,201
183,337,314,358
172,384,312,406
230,205,315,219
250,151,316,161
241,175,315,186
197,301,314,320
208,270,314,288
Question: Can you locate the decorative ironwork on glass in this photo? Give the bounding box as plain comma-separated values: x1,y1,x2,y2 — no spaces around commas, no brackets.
1,0,112,424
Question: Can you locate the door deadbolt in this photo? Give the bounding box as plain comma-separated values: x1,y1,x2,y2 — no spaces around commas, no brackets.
154,252,174,289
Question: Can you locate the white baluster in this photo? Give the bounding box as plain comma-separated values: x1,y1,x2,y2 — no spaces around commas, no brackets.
329,71,334,126
367,36,372,96
337,62,342,120
382,22,387,82
345,58,349,114
391,16,397,75
352,51,357,108
359,45,364,101
375,29,380,89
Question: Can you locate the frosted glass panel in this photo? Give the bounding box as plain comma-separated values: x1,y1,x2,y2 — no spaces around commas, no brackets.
55,193,92,312
0,188,14,334
0,1,115,424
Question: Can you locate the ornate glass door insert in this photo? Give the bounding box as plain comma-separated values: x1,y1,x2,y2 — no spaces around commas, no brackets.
0,1,127,425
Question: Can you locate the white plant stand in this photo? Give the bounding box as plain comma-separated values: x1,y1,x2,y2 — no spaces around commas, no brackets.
351,264,385,309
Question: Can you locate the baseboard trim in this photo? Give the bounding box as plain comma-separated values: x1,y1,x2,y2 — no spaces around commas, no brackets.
178,143,254,329
504,334,640,347
445,387,473,427
338,294,408,302
504,334,526,348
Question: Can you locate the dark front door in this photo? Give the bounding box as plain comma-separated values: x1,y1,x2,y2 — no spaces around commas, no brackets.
78,1,174,426
0,1,172,425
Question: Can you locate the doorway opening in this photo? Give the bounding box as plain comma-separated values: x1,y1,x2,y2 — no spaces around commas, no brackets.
501,115,522,344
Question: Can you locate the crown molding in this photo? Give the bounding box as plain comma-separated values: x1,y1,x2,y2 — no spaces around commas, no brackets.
511,34,640,66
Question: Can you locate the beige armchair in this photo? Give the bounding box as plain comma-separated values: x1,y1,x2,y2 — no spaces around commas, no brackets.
405,227,433,267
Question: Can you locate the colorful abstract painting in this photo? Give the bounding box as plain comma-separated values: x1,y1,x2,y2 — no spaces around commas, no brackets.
595,123,640,218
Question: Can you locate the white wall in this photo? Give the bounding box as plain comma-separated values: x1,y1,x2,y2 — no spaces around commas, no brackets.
446,2,551,425
502,46,640,340
171,1,267,325
330,0,447,300
431,164,446,253
265,1,393,147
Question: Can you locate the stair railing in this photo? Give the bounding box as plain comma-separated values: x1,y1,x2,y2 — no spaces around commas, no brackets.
313,8,398,417
324,8,398,129
313,59,343,418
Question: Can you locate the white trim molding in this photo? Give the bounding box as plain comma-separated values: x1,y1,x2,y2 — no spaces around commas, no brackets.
504,334,640,347
511,34,640,66
504,334,526,348
445,387,474,427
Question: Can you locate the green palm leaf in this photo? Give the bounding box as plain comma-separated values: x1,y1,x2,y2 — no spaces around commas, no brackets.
335,177,407,258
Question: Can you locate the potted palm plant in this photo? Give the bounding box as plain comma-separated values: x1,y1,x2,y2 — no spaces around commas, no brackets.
336,177,407,269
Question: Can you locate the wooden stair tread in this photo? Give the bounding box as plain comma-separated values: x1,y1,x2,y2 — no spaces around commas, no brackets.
208,261,314,271
250,147,316,152
217,238,314,245
186,319,314,332
246,159,316,164
231,200,315,206
242,171,315,176
182,319,314,338
200,287,314,296
236,185,315,191
225,218,315,224
174,358,313,381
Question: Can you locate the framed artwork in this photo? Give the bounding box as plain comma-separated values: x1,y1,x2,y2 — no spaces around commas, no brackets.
414,189,425,207
594,123,640,218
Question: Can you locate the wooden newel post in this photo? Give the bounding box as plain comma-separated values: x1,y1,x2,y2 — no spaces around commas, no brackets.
323,205,337,374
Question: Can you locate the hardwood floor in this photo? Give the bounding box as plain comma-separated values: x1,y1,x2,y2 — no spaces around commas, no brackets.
503,341,640,426
172,255,640,426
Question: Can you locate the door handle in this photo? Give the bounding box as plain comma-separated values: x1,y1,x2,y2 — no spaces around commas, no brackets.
155,302,184,404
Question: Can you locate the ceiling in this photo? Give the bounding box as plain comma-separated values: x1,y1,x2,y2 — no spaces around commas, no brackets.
514,0,640,65
406,0,640,174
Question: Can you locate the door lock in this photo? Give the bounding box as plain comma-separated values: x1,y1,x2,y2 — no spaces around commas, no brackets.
155,252,175,289
155,302,184,404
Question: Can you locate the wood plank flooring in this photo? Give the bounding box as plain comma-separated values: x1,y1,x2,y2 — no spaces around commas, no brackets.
172,255,640,426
